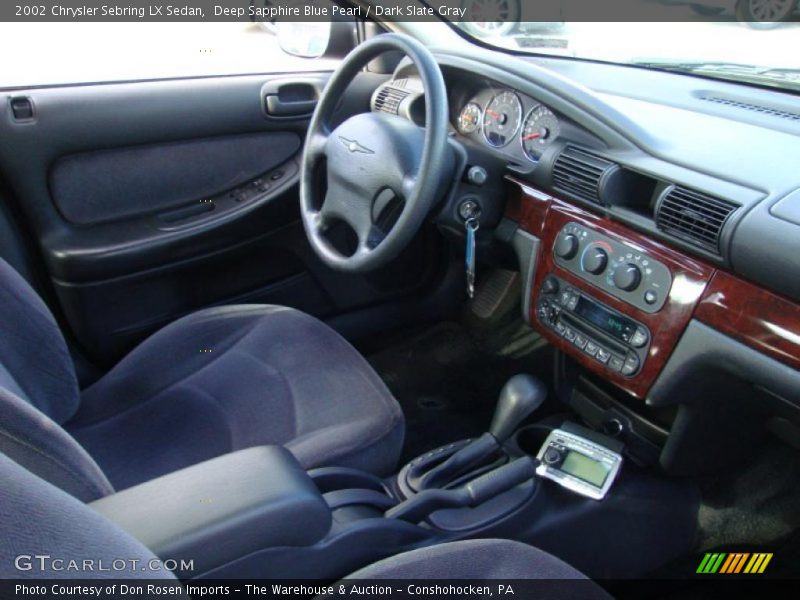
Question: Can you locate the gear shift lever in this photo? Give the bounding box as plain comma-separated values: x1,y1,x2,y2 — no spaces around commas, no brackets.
489,375,548,442
409,375,547,491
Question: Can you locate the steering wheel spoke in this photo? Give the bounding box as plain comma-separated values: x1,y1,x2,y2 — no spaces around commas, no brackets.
318,183,374,247
305,129,330,164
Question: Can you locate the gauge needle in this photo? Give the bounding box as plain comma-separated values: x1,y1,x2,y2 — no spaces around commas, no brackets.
485,109,501,119
522,132,542,141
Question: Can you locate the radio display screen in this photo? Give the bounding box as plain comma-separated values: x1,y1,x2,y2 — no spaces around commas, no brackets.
574,297,635,342
561,450,611,488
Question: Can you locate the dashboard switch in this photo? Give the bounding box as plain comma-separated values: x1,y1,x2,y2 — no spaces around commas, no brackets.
555,233,579,259
631,327,649,348
644,289,658,305
613,263,642,291
582,246,608,274
596,348,611,364
542,276,559,295
621,355,640,376
466,165,488,186
608,356,625,372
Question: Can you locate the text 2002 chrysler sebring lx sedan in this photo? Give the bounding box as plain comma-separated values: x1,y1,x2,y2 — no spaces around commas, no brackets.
1,2,799,598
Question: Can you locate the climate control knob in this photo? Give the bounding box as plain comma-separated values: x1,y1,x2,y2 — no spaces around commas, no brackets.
613,263,642,292
555,233,579,259
582,247,608,275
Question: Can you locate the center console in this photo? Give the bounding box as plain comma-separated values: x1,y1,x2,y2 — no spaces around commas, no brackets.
90,370,698,582
509,181,714,400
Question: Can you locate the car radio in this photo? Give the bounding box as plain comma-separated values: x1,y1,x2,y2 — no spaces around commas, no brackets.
536,423,623,500
536,273,650,376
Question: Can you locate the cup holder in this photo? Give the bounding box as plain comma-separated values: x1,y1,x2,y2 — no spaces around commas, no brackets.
513,425,554,457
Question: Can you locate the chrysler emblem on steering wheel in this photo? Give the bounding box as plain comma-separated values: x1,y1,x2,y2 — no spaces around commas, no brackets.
339,136,374,154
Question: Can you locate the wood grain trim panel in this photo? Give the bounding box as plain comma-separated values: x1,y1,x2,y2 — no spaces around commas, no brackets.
695,271,800,372
510,181,715,399
505,179,552,237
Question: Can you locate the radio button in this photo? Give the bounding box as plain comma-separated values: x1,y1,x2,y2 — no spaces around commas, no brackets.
555,320,566,334
564,328,577,342
538,301,556,324
621,355,640,376
566,294,579,310
608,356,625,372
596,348,611,364
573,334,588,349
631,327,649,348
542,276,559,295
585,341,599,357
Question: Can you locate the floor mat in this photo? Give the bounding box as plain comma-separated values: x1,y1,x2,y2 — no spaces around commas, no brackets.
365,320,556,464
696,438,800,550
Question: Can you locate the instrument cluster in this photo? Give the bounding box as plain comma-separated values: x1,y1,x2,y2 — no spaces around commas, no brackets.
454,87,562,165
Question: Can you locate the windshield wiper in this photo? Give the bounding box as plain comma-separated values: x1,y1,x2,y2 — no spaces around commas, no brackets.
631,59,800,92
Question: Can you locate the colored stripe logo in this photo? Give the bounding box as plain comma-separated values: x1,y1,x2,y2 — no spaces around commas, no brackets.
696,552,773,574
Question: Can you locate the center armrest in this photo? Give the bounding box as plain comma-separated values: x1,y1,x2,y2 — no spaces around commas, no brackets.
90,446,331,578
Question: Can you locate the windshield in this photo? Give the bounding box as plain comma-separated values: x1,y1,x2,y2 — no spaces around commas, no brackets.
452,16,800,92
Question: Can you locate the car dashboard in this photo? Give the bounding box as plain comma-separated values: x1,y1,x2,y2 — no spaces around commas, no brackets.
370,50,800,472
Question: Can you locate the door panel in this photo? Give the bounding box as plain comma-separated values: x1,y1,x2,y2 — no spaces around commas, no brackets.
49,131,301,226
0,70,447,365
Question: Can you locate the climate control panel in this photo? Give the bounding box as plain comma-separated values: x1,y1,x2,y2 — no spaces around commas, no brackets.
553,223,672,313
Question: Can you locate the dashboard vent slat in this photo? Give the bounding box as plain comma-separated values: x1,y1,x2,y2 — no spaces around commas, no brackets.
699,94,800,122
656,186,739,254
373,85,409,115
552,147,615,204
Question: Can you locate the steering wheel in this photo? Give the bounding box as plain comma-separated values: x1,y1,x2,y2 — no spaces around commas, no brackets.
300,33,450,273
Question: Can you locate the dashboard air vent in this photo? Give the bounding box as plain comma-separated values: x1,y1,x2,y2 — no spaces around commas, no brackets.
699,94,800,122
373,85,409,115
656,186,739,253
552,147,616,204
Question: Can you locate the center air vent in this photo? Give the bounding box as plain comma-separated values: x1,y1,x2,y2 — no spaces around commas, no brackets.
373,85,409,115
656,186,739,253
552,147,616,205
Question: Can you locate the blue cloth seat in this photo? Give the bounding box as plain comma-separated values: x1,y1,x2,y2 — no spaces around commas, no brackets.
0,258,403,499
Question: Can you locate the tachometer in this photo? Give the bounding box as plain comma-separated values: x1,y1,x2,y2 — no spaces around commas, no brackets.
457,102,482,135
521,104,561,161
482,91,522,148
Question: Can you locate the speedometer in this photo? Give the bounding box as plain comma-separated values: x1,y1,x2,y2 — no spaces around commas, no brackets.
521,104,561,161
482,91,522,148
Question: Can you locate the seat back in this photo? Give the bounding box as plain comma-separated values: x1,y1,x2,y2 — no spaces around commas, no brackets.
0,258,79,421
0,453,172,580
0,258,112,501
